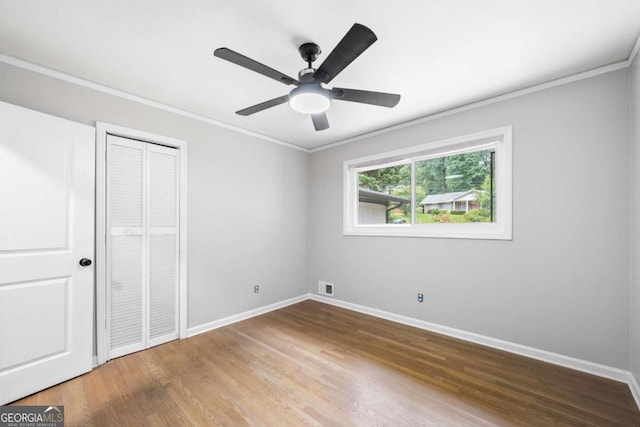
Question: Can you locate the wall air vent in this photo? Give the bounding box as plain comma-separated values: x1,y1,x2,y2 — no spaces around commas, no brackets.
318,281,334,297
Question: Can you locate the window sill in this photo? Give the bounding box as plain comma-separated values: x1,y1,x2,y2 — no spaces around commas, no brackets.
344,223,512,240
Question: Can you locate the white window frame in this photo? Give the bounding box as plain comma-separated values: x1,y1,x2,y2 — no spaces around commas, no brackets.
343,126,512,240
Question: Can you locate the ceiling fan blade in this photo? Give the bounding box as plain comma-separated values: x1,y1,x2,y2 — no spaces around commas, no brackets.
214,48,299,86
313,23,377,84
236,95,290,116
331,88,400,108
311,113,330,131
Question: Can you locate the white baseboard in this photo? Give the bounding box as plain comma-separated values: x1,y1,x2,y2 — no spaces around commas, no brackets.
308,294,631,383
186,294,308,338
184,292,640,411
629,372,640,410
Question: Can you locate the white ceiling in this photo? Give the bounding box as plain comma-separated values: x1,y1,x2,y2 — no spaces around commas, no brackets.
0,1,639,150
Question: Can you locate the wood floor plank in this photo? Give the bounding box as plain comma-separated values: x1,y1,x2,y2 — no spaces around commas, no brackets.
11,300,640,426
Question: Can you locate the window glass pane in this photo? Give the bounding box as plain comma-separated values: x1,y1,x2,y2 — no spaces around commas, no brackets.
415,149,494,224
357,164,411,224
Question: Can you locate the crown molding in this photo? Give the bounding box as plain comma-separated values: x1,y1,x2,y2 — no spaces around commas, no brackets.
310,60,629,152
0,53,309,152
628,32,640,67
0,50,634,154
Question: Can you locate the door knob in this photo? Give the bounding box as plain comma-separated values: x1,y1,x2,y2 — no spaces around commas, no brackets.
79,258,92,267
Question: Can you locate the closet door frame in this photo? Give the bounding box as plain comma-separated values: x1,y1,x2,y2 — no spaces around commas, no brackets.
95,122,187,365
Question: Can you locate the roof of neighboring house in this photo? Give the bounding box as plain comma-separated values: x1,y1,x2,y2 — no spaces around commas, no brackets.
359,188,410,206
419,190,476,205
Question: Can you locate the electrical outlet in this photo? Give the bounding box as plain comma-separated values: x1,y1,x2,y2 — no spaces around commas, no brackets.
417,293,424,303
254,284,260,293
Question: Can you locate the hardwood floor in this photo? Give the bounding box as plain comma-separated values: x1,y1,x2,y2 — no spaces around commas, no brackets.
13,300,640,426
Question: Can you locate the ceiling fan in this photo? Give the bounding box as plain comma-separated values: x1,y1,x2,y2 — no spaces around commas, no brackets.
214,23,401,131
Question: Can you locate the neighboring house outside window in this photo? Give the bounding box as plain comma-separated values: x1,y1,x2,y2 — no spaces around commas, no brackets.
420,190,483,213
358,188,411,224
343,126,512,240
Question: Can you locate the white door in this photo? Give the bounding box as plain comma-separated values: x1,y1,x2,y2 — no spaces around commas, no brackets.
146,143,180,348
0,101,94,405
106,135,179,360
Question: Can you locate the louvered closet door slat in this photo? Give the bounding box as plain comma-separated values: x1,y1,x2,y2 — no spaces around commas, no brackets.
148,146,178,347
110,235,144,352
149,234,177,341
110,140,144,228
149,149,177,227
107,136,145,358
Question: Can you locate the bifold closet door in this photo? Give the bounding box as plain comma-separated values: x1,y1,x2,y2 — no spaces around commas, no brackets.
106,135,179,360
147,143,179,348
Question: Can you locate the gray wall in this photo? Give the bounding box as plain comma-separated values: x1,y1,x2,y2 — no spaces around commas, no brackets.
308,70,631,369
631,54,640,381
0,62,308,330
0,59,634,372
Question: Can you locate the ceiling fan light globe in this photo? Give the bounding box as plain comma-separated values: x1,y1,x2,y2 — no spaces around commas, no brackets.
289,88,331,114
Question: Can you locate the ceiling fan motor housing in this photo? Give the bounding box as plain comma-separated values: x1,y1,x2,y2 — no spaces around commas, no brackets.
298,67,316,83
298,42,321,66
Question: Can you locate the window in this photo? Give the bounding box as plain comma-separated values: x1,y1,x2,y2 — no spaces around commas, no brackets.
343,126,512,239
415,148,494,224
